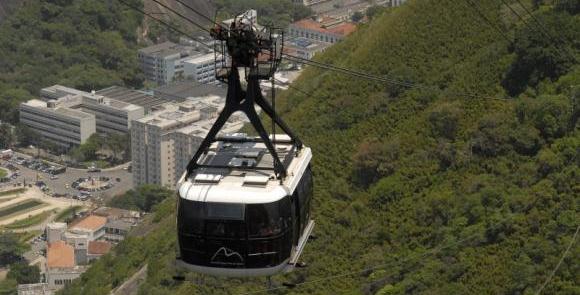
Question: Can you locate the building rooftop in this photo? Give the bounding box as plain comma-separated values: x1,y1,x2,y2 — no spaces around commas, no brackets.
93,206,141,220
291,17,357,37
47,222,67,230
153,80,227,102
47,241,75,268
88,241,112,255
138,41,189,58
70,215,107,231
96,86,171,112
105,219,133,231
183,52,214,64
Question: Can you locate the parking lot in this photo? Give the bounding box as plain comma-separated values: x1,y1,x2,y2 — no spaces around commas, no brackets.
1,152,134,203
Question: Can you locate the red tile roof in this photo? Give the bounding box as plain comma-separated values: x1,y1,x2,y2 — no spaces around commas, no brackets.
291,18,357,37
70,215,107,231
47,241,74,268
88,241,112,255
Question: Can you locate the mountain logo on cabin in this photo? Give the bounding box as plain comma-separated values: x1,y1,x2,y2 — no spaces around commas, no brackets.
210,247,244,265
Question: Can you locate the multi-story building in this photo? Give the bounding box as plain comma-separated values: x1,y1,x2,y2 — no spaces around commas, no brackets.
20,86,144,149
46,222,67,243
68,215,107,241
19,99,96,148
183,53,219,84
138,42,203,86
292,0,332,6
131,97,244,187
45,241,86,291
288,16,356,44
285,37,330,60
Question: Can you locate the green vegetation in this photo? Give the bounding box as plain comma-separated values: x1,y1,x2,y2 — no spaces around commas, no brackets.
0,0,144,124
0,188,26,198
108,185,173,213
215,0,312,28
0,168,7,179
2,211,52,230
56,0,578,294
56,206,82,223
0,200,45,219
71,133,130,166
0,232,27,267
6,262,40,284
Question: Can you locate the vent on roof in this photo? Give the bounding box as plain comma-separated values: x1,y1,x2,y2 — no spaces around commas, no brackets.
235,151,261,158
228,158,257,168
243,175,270,186
194,174,222,183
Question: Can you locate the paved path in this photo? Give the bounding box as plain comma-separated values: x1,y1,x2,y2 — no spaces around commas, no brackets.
111,264,148,295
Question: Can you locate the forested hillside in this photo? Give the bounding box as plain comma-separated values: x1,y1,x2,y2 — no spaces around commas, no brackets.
0,0,144,123
59,0,580,294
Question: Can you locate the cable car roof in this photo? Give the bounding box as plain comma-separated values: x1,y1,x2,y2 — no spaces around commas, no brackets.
178,134,311,204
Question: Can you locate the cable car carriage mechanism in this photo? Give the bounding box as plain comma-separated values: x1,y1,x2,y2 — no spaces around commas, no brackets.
175,12,315,278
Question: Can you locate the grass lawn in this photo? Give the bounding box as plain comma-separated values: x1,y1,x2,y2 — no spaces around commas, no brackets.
0,197,15,204
0,168,7,178
2,210,53,230
55,206,82,222
82,160,111,169
0,188,26,198
0,200,45,220
15,230,42,243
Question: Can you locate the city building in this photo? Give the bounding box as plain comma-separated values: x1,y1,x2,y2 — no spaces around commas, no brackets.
288,16,357,44
103,219,132,242
68,215,107,241
96,86,171,114
153,80,226,102
388,0,407,7
19,99,96,148
20,86,144,149
183,52,219,84
292,0,332,6
46,222,67,243
131,97,245,187
138,42,210,86
46,241,86,290
17,283,50,295
87,241,112,262
285,37,330,60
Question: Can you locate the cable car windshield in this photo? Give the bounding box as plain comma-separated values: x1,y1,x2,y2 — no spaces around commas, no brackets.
178,198,291,239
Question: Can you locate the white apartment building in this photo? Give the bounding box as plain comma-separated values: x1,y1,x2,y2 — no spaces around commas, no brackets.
20,86,144,149
138,42,211,86
131,97,244,187
183,53,219,84
19,99,96,148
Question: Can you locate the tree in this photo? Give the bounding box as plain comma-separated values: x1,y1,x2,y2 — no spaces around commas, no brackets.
0,123,15,149
352,11,364,22
104,133,130,163
14,124,40,147
108,185,173,212
7,262,40,284
502,11,579,96
0,233,26,267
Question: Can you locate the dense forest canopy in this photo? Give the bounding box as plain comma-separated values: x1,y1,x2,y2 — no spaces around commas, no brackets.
0,0,576,294
57,0,579,294
0,0,144,123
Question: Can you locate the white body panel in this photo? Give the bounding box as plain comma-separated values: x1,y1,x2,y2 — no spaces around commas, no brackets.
177,147,312,204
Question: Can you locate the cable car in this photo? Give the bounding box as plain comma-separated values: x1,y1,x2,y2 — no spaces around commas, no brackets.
176,134,314,277
175,11,314,277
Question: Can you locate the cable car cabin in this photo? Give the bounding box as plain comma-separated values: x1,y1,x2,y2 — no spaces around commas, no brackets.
176,134,314,277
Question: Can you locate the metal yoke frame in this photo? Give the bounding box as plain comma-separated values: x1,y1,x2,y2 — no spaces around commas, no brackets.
185,68,303,179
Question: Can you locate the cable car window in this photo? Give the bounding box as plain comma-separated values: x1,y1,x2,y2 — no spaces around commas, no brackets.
248,198,291,238
178,199,204,234
206,221,245,238
206,203,245,220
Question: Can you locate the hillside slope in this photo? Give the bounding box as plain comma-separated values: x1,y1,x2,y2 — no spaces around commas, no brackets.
60,0,579,294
